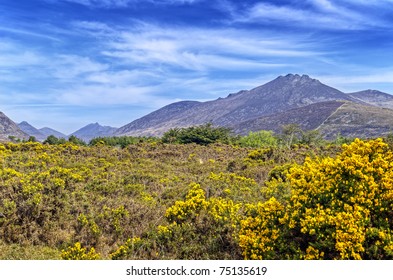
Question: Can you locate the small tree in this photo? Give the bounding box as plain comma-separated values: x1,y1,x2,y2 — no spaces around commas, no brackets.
279,124,303,148
238,130,278,148
68,135,86,146
162,123,233,145
43,135,59,145
27,136,37,143
300,130,323,146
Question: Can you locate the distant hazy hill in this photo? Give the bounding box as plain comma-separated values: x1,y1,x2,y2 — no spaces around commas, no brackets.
18,121,47,141
115,74,393,139
0,112,29,141
18,122,67,141
39,127,67,139
348,90,393,110
70,122,118,142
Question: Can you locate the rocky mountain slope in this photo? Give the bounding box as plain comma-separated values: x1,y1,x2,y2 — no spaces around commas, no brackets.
317,102,393,139
115,74,393,138
348,90,393,110
0,112,29,141
233,100,345,135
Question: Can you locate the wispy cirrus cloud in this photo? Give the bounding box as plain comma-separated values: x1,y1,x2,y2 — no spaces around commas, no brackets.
235,0,388,30
59,0,201,7
99,22,320,74
320,69,393,91
341,0,393,6
0,26,62,42
0,18,329,110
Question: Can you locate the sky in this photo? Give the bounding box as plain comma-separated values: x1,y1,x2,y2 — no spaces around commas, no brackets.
1,0,393,134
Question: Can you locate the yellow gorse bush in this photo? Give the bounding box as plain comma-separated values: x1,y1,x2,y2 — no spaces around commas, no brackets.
112,183,244,259
238,198,284,260
165,183,242,226
239,138,393,259
4,137,393,259
165,183,209,223
61,242,100,260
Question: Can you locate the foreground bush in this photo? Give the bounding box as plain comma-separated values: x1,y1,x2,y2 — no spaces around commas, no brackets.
161,123,234,145
61,242,100,260
239,138,393,259
111,183,243,259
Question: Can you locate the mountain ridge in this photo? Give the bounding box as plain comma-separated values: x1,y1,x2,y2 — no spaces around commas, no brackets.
115,74,392,138
4,74,393,141
18,121,47,141
39,127,67,139
0,112,30,141
70,122,118,142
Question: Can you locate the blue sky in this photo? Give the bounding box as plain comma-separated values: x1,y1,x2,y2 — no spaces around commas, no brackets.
1,0,393,134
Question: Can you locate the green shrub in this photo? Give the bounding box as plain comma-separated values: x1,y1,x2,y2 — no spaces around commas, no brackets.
162,123,233,145
238,130,278,148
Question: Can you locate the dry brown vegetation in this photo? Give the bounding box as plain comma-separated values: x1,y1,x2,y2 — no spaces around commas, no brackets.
0,140,340,259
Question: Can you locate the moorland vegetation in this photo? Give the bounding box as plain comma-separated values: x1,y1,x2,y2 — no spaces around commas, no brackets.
1,124,393,260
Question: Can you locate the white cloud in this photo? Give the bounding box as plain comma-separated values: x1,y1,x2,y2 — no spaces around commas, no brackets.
61,0,201,7
99,23,319,74
0,26,62,42
0,51,43,68
54,84,170,107
63,0,130,7
72,21,114,34
236,1,388,30
0,41,46,68
0,42,108,83
341,0,393,6
320,71,393,88
85,69,162,86
50,55,109,79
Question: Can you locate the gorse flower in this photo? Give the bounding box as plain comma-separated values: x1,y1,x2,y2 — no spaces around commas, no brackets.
239,138,393,260
61,242,100,260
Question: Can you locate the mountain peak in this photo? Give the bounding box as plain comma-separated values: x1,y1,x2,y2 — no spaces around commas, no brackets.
279,73,318,84
0,114,29,141
70,123,118,142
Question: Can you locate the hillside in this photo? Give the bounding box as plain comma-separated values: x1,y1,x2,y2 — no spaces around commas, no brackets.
0,112,29,141
233,100,345,135
39,127,67,139
115,74,389,138
115,101,201,136
348,89,393,110
318,102,393,139
18,121,47,141
18,122,67,142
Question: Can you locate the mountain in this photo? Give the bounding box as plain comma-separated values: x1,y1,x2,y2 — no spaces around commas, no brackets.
0,112,29,141
317,102,393,139
115,101,201,136
18,122,67,141
18,121,47,141
233,100,345,135
348,90,393,110
70,123,118,142
116,74,392,138
39,127,67,139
